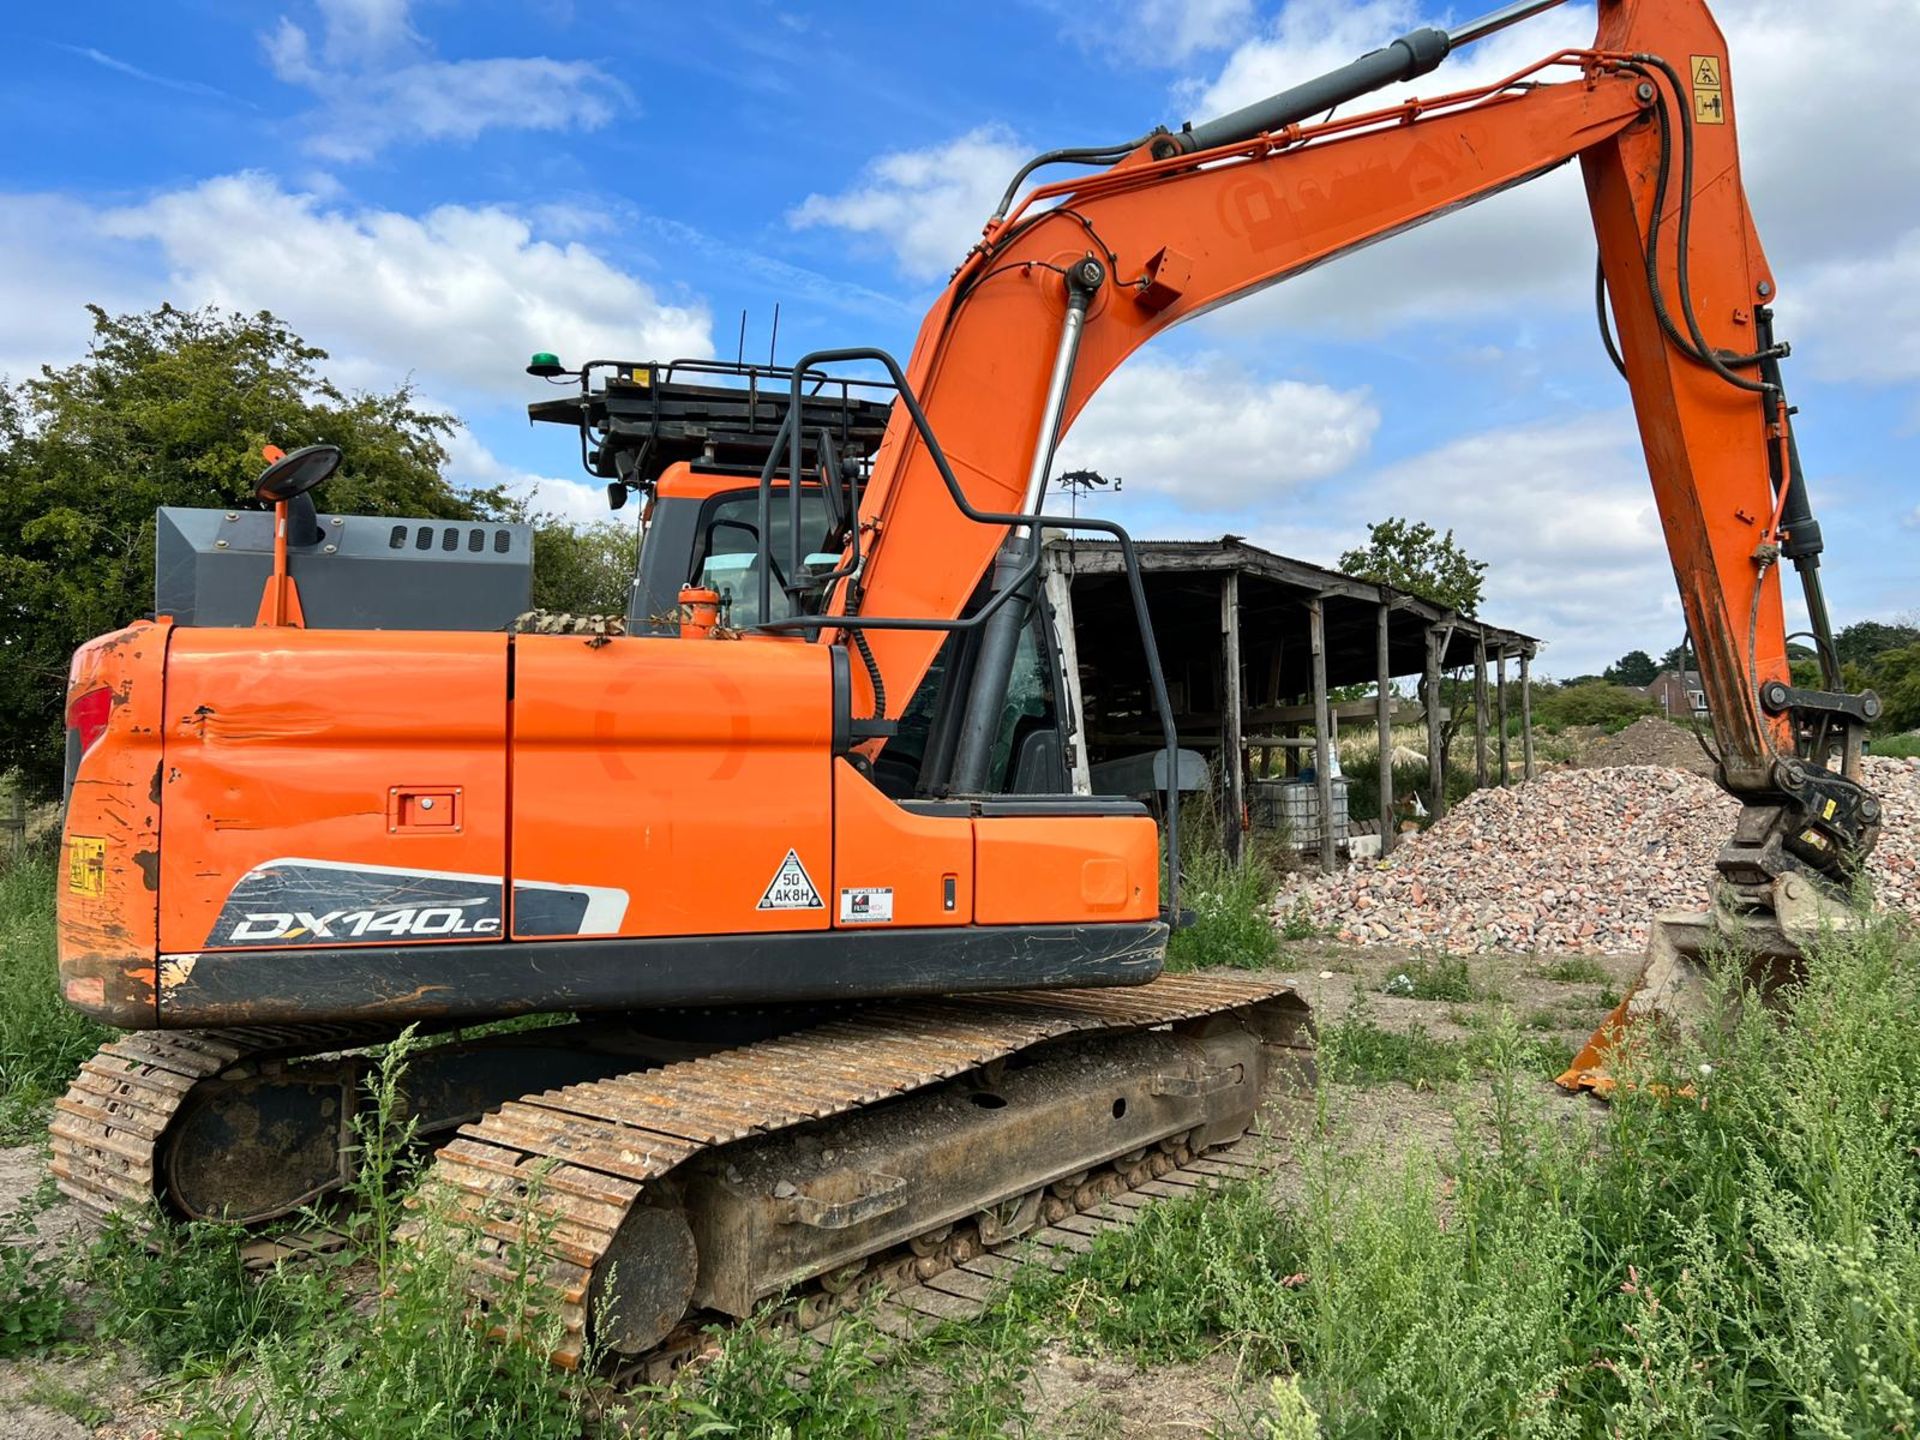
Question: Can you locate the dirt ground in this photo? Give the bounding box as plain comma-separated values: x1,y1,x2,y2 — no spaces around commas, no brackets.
1569,715,1718,776
0,944,1641,1439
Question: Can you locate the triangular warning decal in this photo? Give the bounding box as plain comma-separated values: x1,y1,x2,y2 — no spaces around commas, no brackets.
756,849,824,910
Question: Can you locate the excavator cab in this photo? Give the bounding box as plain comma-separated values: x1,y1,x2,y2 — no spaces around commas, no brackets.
527,357,1086,801
526,358,892,632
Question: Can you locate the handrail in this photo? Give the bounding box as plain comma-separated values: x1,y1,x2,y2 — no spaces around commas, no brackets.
744,345,1185,926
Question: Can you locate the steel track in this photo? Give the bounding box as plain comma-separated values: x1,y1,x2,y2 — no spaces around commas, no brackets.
423,973,1306,1368
50,1022,399,1217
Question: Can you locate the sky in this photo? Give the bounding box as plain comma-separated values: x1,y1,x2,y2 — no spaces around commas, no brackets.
3,0,1915,677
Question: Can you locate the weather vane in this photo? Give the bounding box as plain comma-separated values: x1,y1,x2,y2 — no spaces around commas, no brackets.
1053,468,1122,521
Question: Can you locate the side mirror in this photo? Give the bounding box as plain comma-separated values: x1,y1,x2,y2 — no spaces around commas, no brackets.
255,444,342,503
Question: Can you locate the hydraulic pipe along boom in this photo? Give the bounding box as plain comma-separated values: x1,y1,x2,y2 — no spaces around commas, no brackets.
950,261,1100,794
1155,0,1567,156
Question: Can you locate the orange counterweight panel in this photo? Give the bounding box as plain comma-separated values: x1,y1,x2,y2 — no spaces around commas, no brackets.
831,759,972,927
59,620,170,1025
973,811,1160,927
157,630,509,955
510,635,836,938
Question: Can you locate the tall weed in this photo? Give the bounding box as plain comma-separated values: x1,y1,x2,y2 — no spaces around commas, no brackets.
1032,916,1920,1437
0,845,109,1142
1167,796,1283,972
167,1027,593,1440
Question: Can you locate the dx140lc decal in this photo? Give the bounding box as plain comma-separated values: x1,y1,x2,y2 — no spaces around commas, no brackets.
204,859,628,948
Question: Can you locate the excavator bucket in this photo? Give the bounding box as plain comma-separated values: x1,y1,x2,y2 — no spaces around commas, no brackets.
1556,874,1858,1094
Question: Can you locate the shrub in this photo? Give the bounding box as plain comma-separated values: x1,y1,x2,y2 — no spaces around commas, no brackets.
1530,681,1658,734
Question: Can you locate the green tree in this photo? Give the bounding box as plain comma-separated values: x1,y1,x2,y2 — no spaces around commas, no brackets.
1337,518,1490,794
528,520,638,615
1604,649,1659,687
0,304,486,798
1834,620,1920,670
1871,642,1920,734
1337,517,1486,615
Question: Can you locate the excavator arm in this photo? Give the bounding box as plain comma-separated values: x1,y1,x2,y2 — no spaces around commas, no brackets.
838,0,1877,887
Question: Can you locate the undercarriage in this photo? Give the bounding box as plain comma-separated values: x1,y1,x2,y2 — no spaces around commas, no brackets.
53,974,1310,1369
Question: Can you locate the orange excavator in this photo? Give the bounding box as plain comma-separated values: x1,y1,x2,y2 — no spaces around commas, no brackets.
54,0,1880,1364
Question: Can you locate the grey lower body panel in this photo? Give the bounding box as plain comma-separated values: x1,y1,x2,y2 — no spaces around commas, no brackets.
157,920,1170,1028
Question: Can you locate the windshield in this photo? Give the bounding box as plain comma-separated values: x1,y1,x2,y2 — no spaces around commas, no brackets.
693,488,837,627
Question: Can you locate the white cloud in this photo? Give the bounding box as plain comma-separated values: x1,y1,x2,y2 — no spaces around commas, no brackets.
311,0,420,67
1242,410,1679,674
1190,0,1920,340
1053,353,1379,509
308,59,628,163
443,427,633,528
796,0,1920,355
0,195,152,383
788,126,1028,283
1130,0,1256,62
1794,228,1920,386
265,0,625,160
98,173,711,399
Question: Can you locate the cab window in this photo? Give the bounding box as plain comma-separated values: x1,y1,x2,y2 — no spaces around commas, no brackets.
692,489,837,627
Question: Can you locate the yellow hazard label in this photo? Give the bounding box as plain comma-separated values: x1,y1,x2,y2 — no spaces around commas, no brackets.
1823,798,1838,820
67,836,106,896
1690,54,1725,125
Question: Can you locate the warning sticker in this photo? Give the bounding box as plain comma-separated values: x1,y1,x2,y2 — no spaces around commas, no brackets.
67,836,106,896
839,887,894,925
1690,53,1725,125
757,849,824,910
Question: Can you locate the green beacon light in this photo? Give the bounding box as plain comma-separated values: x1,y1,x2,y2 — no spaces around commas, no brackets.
526,351,564,378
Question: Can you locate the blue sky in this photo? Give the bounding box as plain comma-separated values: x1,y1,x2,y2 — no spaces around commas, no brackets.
3,0,1915,674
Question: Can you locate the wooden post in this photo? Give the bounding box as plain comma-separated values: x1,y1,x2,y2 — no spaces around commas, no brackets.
1309,596,1335,873
1220,572,1244,862
1520,648,1536,780
1495,646,1510,787
1376,601,1395,856
1473,632,1489,790
1425,625,1447,821
1260,649,1282,778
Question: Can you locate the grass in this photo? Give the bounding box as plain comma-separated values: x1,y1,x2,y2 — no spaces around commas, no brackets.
1871,731,1920,759
1166,799,1283,973
0,1027,599,1440
1048,916,1920,1437
1318,1000,1572,1089
1541,955,1609,984
0,844,110,1143
646,912,1920,1437
1379,952,1500,1003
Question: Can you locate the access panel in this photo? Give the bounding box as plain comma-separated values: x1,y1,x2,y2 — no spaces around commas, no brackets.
510,635,836,938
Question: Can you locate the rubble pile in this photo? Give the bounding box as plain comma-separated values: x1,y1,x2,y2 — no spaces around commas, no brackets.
1577,715,1718,775
1277,756,1920,954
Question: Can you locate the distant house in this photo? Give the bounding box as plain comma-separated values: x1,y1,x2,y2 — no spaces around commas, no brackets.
1647,669,1708,717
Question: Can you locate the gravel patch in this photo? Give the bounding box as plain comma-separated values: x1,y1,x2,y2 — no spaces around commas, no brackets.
1279,757,1920,955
